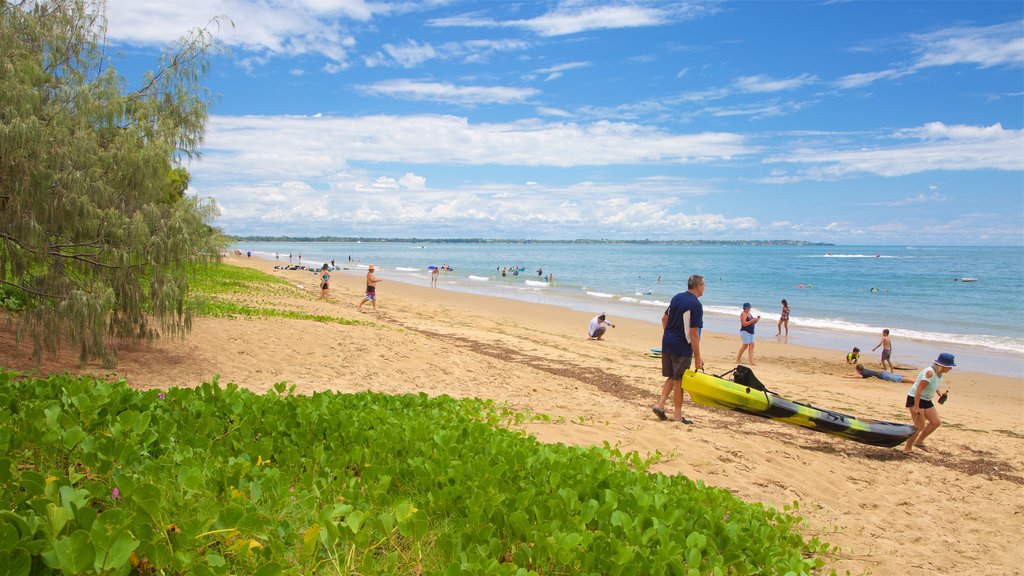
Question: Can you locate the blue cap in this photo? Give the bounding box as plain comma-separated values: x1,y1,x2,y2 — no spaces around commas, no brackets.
935,352,956,367
742,303,751,309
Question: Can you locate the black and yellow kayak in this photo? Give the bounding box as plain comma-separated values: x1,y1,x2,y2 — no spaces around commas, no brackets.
681,367,915,448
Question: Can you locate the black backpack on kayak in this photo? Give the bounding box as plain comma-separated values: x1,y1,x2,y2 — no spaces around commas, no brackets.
726,365,777,395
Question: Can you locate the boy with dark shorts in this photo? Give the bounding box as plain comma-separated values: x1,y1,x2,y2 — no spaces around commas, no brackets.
651,275,705,424
873,329,893,371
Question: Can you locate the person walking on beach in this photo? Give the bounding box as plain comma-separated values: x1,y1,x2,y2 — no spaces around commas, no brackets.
736,303,760,365
319,264,331,299
588,314,615,340
903,353,955,455
776,299,790,336
431,266,439,288
651,274,705,424
357,265,382,311
873,329,893,371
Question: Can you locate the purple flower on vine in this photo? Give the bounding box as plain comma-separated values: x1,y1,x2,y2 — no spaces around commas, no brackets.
112,487,121,500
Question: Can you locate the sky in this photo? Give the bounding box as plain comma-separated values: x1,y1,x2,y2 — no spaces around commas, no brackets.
104,0,1024,244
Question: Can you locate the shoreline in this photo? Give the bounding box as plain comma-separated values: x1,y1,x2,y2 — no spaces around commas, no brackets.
305,258,1023,378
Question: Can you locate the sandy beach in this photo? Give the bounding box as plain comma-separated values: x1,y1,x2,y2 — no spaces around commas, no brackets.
3,254,1022,575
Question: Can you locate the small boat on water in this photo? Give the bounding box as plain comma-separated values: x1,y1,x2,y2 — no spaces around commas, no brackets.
681,367,916,448
955,277,978,282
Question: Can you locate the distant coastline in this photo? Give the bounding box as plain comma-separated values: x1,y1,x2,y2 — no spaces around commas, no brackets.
226,236,832,246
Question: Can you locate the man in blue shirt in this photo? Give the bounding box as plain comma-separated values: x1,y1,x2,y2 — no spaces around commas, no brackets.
651,274,705,424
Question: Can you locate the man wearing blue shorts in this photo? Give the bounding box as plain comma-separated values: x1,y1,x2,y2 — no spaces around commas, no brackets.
651,274,705,424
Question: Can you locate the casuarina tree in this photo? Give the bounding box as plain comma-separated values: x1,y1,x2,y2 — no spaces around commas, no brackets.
0,0,225,365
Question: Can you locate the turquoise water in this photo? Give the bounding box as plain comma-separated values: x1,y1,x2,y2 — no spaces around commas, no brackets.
233,241,1024,375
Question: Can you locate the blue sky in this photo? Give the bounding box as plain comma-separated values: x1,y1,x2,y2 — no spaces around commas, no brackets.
106,1,1023,244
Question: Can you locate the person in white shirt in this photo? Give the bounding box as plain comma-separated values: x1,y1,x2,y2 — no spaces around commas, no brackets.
588,314,615,340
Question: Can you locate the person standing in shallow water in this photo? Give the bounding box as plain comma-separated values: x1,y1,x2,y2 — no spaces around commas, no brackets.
777,299,790,336
651,274,705,424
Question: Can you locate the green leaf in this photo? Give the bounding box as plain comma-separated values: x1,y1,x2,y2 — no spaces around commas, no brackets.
45,504,72,538
97,532,138,571
252,562,283,576
344,511,365,535
52,530,95,574
0,548,31,576
132,483,163,519
61,427,87,450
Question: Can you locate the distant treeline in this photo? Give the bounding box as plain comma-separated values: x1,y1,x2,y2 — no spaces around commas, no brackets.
227,236,832,246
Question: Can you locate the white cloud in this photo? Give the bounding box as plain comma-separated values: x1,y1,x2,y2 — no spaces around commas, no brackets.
865,192,949,208
357,80,539,105
399,172,427,189
429,2,715,37
764,122,1024,178
833,68,910,90
535,61,592,81
733,74,818,93
833,21,1023,90
364,39,438,68
105,0,365,68
522,5,669,36
198,114,752,182
911,21,1024,70
206,168,747,237
363,38,530,68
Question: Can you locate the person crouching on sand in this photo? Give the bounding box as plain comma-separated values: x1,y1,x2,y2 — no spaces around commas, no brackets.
903,353,955,455
588,314,615,340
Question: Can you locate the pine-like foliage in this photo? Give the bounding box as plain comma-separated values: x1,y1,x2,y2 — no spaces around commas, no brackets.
0,0,225,365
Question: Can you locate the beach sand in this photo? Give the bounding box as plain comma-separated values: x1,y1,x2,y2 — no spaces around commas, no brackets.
3,254,1022,575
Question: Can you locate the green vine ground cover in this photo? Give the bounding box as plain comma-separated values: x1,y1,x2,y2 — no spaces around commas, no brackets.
0,370,832,575
187,263,371,327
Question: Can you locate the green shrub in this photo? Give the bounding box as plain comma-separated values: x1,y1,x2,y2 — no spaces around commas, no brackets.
0,370,832,575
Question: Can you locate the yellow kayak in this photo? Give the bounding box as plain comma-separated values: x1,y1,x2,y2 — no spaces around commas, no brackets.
681,368,915,448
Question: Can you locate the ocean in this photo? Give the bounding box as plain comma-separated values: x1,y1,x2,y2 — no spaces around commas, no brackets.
231,241,1024,377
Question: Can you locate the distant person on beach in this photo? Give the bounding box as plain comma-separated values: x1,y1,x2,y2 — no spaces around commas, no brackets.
357,265,382,310
843,364,907,383
846,347,861,364
588,314,615,340
873,329,893,371
651,274,705,424
777,299,790,336
736,303,760,365
903,353,955,455
319,264,330,299
431,266,439,287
